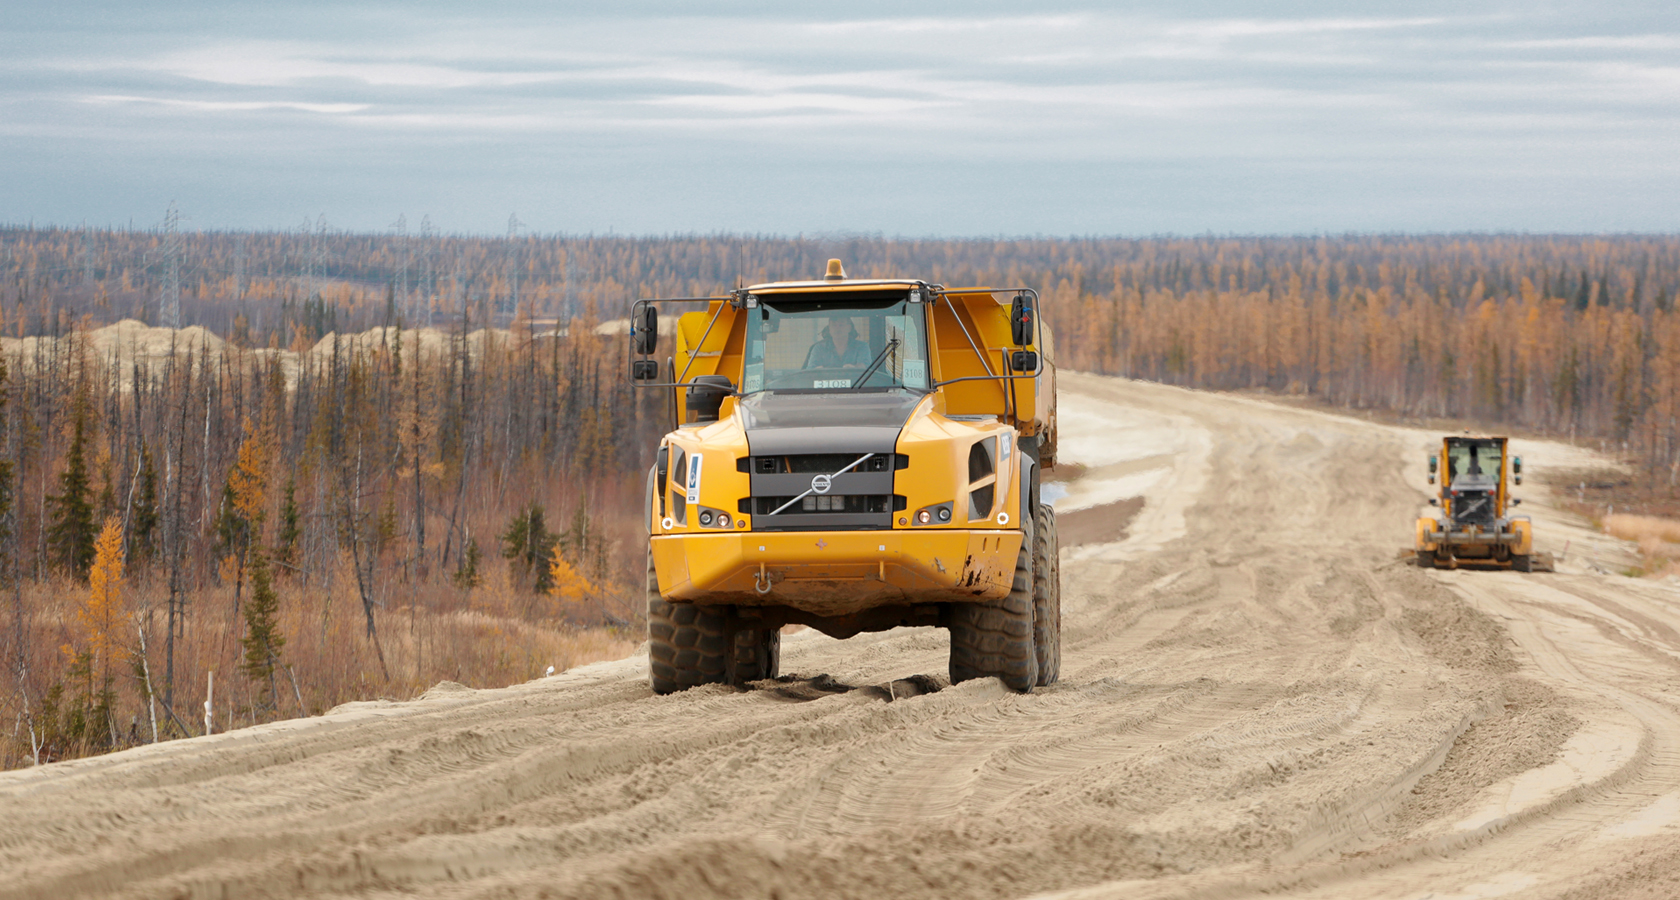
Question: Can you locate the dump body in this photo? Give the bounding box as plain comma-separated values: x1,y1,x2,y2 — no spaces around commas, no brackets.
633,263,1062,692
1415,435,1541,570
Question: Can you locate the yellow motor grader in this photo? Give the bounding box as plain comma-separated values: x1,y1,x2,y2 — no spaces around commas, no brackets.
627,260,1060,693
1415,435,1550,571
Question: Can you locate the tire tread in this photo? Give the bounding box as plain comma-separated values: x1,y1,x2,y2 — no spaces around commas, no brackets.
949,518,1038,692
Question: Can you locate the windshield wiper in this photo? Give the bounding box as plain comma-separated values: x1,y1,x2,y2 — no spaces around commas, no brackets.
849,337,900,390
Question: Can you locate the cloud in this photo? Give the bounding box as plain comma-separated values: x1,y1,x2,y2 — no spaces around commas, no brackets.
1,4,1678,233
84,94,369,114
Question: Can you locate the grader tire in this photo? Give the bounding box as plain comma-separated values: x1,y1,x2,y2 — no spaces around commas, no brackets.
1415,551,1435,569
647,550,729,694
1033,504,1061,686
949,516,1038,693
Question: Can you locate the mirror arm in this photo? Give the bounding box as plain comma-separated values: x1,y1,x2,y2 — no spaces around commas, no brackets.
932,372,1041,389
674,300,729,385
943,297,998,381
632,378,742,393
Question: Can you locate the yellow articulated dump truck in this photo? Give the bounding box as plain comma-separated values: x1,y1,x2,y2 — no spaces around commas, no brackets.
1415,435,1549,571
627,260,1059,694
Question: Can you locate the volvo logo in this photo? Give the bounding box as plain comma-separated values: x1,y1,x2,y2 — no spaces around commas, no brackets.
811,473,833,494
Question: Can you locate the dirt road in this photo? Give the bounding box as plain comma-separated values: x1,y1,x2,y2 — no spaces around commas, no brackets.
6,373,1680,900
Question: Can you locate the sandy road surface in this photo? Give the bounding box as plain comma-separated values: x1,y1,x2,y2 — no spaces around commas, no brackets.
6,373,1680,900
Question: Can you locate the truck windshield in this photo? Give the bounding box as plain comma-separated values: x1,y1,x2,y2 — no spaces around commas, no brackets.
742,296,929,393
1446,441,1501,486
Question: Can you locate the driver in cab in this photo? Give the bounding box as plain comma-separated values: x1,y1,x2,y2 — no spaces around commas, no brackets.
805,317,872,368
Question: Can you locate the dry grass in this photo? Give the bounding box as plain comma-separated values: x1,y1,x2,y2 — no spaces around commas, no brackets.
1604,513,1680,578
1,550,642,769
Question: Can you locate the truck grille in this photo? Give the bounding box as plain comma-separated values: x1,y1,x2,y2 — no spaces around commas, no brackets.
742,453,905,531
744,495,903,516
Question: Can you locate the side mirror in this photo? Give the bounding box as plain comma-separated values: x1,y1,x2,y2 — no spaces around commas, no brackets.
631,360,660,382
1010,294,1034,346
1428,498,1438,506
1010,350,1039,373
1427,455,1437,484
1512,456,1522,485
1511,497,1522,506
632,303,659,355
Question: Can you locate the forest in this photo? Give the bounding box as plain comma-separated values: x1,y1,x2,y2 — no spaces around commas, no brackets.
3,223,1679,767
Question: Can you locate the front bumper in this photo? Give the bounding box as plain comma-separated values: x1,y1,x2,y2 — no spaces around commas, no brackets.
1416,517,1532,556
651,528,1024,616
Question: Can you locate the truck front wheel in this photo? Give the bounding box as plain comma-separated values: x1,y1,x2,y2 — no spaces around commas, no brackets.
949,518,1039,692
647,550,729,694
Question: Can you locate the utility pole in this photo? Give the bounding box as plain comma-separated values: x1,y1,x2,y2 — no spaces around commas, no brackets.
297,217,314,303
314,214,329,301
233,235,246,302
78,224,95,290
562,240,573,322
161,203,182,328
390,213,409,320
505,212,524,321
453,256,465,331
419,215,437,327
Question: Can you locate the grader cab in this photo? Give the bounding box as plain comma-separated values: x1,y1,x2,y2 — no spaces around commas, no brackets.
1415,435,1550,571
628,260,1061,693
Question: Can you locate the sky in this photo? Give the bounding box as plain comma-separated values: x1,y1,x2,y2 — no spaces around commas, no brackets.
3,1,1678,237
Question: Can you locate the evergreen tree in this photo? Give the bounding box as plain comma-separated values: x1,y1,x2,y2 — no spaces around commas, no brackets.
213,483,246,565
129,445,159,563
240,545,286,709
46,406,97,579
500,502,555,593
275,477,301,566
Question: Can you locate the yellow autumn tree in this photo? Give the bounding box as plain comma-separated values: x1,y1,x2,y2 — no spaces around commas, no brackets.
548,553,594,615
218,417,272,612
80,517,129,678
229,417,270,525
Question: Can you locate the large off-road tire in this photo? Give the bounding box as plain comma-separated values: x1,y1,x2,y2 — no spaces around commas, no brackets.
646,550,729,694
729,616,781,684
949,517,1038,693
1033,504,1061,686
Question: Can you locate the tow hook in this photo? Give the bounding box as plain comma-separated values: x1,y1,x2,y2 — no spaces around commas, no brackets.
755,563,774,595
